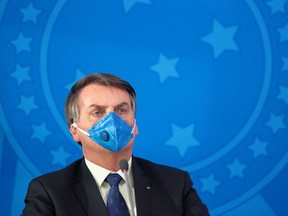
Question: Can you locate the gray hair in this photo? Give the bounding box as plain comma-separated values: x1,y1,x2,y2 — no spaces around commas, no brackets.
64,73,136,127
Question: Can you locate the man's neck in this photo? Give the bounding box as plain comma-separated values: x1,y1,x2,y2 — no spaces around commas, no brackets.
83,149,132,171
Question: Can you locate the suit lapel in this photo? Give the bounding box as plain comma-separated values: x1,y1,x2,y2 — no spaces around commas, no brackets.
72,158,152,216
132,157,151,216
74,159,109,216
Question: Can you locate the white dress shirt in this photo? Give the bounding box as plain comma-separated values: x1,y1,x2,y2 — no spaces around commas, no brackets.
85,158,137,215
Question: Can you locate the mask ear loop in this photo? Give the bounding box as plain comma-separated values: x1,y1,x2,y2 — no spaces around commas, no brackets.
72,123,90,136
131,119,137,134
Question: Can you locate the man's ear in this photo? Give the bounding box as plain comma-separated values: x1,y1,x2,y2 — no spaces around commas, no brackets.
133,122,138,136
70,124,81,142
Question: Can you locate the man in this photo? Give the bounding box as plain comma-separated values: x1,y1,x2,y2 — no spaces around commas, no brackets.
22,73,209,216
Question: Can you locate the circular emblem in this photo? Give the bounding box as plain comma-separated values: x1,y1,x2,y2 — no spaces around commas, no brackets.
0,0,287,215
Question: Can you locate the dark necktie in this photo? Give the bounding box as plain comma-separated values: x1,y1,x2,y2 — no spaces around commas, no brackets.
105,173,130,216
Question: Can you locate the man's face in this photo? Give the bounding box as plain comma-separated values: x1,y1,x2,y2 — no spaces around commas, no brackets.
70,83,137,152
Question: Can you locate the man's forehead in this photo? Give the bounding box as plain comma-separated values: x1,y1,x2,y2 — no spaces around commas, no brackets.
80,83,128,95
78,84,131,107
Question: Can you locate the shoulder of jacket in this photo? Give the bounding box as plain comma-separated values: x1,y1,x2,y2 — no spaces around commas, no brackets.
35,158,83,181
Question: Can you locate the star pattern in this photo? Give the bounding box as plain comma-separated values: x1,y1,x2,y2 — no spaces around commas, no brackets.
249,138,268,158
265,113,286,134
277,23,288,43
2,1,288,213
165,124,200,157
226,158,247,178
20,2,41,23
0,128,3,171
200,174,220,194
277,86,288,106
64,68,86,90
17,95,38,115
50,145,71,166
10,64,31,85
202,19,239,58
11,33,32,54
123,0,151,13
266,0,287,14
31,122,51,143
150,53,179,83
282,57,288,71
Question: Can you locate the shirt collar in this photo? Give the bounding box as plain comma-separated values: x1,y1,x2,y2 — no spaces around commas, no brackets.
85,157,134,188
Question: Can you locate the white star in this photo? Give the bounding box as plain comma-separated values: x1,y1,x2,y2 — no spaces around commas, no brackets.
277,85,288,105
10,64,31,85
123,0,151,13
11,33,32,54
249,138,268,158
200,174,220,194
277,22,288,43
50,145,71,166
64,68,86,90
20,2,42,23
281,57,288,71
31,122,52,143
165,124,200,157
226,158,247,178
17,95,38,115
202,19,239,58
266,113,286,133
150,53,179,83
266,0,287,14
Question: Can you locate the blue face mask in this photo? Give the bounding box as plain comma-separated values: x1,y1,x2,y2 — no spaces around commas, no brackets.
72,112,136,152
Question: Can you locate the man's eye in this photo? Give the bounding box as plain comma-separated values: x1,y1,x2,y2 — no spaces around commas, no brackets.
92,111,101,116
117,108,127,114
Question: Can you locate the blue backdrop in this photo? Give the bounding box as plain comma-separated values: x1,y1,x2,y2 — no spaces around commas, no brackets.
0,0,288,215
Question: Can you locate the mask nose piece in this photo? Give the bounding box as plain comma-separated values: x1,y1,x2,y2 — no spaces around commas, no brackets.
100,130,109,141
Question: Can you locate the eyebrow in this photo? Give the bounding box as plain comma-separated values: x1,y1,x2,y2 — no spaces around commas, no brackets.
116,102,130,108
87,104,105,110
87,102,130,110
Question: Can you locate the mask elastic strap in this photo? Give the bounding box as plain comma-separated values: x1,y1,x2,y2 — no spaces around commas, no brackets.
72,123,90,136
131,119,137,133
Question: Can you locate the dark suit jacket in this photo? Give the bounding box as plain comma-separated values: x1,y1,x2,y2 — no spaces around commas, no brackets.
22,157,209,216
